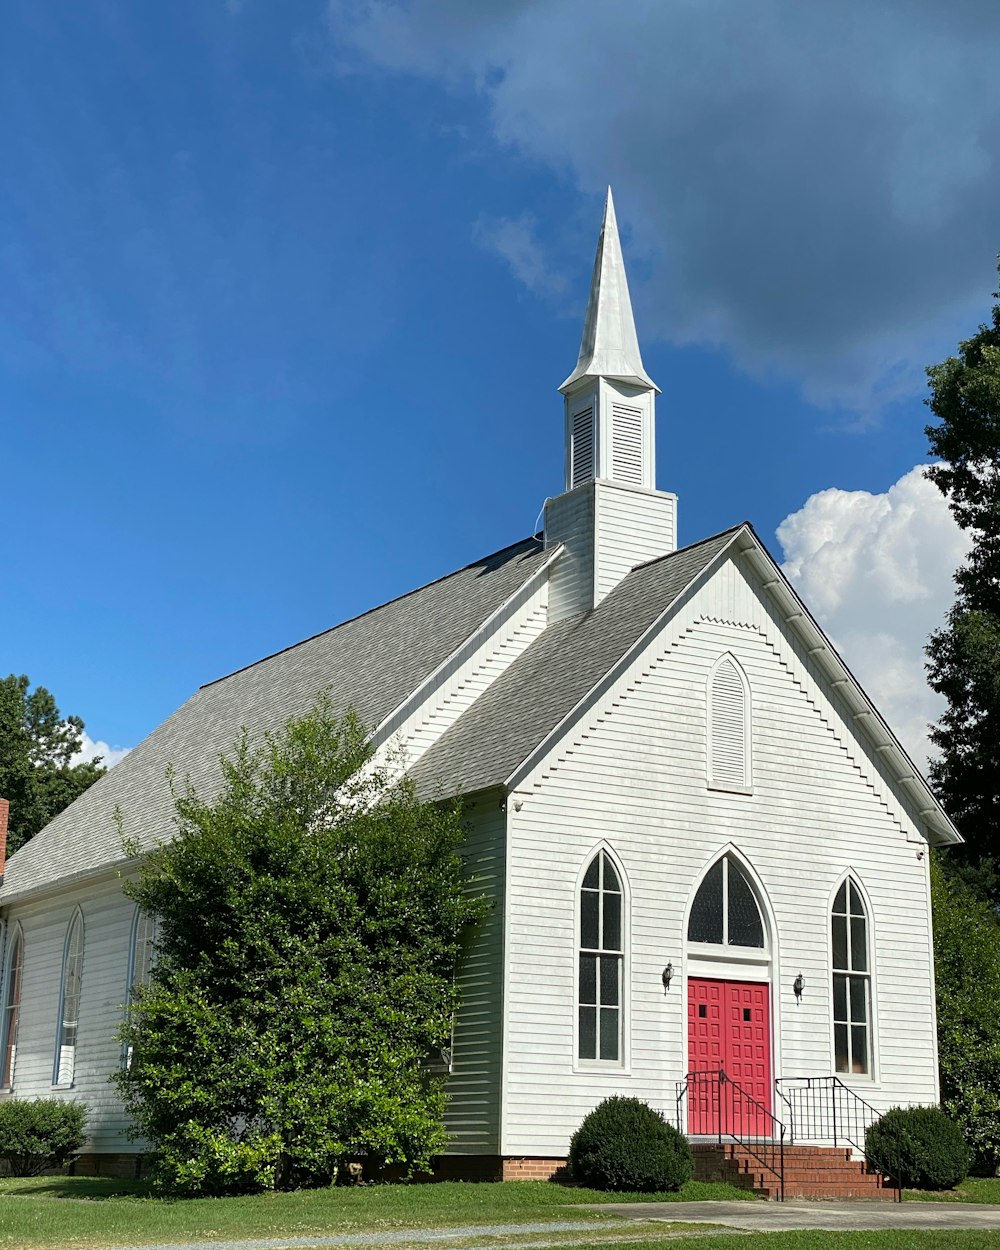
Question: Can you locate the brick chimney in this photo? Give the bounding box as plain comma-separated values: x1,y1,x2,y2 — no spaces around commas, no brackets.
0,797,8,882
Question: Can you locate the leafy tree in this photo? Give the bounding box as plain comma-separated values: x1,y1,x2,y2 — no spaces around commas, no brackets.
0,674,105,855
115,699,486,1195
925,267,1000,899
931,855,1000,1170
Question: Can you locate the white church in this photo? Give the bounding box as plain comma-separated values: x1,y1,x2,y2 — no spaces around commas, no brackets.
0,192,959,1196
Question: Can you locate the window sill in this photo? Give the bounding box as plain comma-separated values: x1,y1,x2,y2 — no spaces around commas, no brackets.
50,1083,75,1092
573,1060,631,1076
707,783,753,796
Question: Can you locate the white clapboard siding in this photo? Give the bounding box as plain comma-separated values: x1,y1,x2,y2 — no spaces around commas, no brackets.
1,875,143,1153
610,404,643,485
592,481,676,604
499,550,937,1157
443,800,505,1153
571,407,595,487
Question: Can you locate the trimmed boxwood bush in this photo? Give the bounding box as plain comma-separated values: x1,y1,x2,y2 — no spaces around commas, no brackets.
0,1098,86,1176
866,1106,970,1191
569,1096,693,1192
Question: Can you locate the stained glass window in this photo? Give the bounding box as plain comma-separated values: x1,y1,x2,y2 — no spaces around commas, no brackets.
688,856,764,949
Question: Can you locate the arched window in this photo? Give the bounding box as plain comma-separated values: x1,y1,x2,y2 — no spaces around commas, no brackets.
128,908,156,995
1,926,24,1088
688,856,764,948
708,653,751,791
832,878,871,1075
54,912,84,1086
123,907,156,1069
578,849,624,1063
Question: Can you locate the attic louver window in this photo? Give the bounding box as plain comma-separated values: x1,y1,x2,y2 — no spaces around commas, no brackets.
708,654,750,791
571,407,594,487
611,403,643,484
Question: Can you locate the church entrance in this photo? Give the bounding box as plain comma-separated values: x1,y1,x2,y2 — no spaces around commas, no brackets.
687,977,771,1136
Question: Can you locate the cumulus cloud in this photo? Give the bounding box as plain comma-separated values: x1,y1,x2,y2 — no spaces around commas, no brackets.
777,466,971,770
74,732,131,770
329,0,1000,414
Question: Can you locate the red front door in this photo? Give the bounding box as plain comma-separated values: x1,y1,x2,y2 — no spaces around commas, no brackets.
687,978,771,1135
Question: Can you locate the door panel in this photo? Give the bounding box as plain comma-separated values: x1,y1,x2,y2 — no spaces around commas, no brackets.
687,977,771,1135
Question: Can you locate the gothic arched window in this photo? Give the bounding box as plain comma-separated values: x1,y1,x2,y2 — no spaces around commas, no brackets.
832,878,871,1075
708,653,751,791
1,926,24,1088
578,849,624,1062
54,911,84,1086
688,856,764,949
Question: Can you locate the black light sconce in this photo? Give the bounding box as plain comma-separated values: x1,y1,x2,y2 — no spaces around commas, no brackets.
662,962,674,994
793,972,804,1002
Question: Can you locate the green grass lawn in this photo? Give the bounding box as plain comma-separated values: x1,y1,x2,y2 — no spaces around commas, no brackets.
905,1178,1000,1203
0,1176,750,1249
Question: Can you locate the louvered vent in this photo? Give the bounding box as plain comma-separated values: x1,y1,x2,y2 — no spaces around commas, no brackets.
710,656,748,789
571,407,594,487
611,403,643,484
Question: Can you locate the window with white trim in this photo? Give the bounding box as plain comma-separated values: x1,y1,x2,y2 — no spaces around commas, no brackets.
708,654,750,791
578,850,623,1062
688,856,764,948
123,908,156,1069
54,912,84,1086
1,927,24,1088
832,878,871,1075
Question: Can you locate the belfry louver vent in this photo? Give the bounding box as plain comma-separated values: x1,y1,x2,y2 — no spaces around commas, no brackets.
611,404,643,484
571,407,594,487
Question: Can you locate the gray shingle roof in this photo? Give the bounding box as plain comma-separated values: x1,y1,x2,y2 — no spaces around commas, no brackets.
1,537,549,902
408,527,739,799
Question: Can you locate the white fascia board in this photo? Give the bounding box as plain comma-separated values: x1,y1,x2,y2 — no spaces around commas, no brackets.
504,527,747,794
372,544,564,749
737,535,961,848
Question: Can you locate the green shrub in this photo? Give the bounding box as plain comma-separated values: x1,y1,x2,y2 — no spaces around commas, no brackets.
0,1099,86,1176
866,1105,970,1190
569,1096,693,1193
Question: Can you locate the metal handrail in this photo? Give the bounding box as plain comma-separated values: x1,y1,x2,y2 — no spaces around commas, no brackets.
677,1068,786,1201
775,1075,900,1201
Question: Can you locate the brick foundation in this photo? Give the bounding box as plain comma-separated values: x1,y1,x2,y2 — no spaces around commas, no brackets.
501,1158,570,1182
59,1152,572,1185
68,1153,147,1180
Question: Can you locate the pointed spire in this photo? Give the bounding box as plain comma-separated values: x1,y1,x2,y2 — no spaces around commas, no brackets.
560,187,659,394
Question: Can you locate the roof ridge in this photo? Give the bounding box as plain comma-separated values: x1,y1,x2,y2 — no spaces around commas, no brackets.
200,533,544,690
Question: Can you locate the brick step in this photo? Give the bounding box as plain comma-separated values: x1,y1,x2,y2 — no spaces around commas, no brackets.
766,1185,898,1201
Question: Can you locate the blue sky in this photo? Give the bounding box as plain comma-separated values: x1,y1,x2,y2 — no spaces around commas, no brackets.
2,0,996,767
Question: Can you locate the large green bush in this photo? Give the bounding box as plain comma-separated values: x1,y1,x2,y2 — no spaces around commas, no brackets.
569,1096,693,1192
866,1106,970,1191
0,1099,86,1176
116,699,487,1195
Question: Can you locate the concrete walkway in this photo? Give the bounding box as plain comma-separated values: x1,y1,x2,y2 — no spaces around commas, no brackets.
593,1198,1000,1231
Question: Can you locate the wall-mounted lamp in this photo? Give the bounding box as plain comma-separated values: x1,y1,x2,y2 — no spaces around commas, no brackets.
662,962,674,994
793,973,804,1002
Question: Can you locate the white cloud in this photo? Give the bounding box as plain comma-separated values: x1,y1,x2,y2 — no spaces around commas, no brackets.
472,213,567,298
777,465,971,769
329,0,1000,415
74,732,131,770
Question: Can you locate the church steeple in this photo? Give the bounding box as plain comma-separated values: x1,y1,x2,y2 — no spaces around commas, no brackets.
558,188,659,493
560,188,659,393
544,189,676,622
